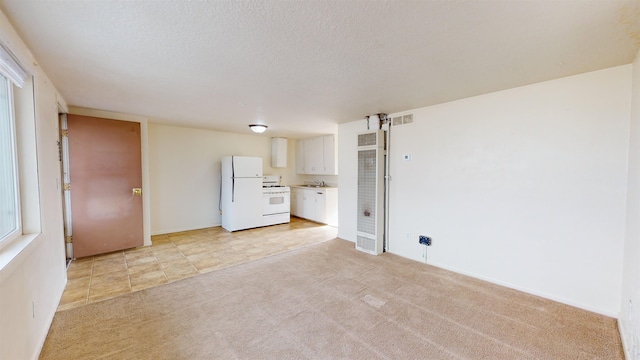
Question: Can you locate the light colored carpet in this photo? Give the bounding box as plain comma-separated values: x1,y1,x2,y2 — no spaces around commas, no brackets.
40,238,623,359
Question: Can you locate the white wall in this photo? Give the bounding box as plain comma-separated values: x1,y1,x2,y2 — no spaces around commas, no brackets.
620,49,640,359
337,120,363,240
339,65,631,316
0,9,68,360
148,123,303,234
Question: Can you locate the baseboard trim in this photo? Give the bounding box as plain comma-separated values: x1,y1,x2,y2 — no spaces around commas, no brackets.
151,224,221,236
618,318,632,360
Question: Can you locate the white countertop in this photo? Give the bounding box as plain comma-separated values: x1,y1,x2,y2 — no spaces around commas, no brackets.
290,185,337,189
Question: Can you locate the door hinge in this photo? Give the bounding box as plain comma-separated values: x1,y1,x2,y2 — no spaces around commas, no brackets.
60,129,68,137
63,183,71,191
64,236,72,243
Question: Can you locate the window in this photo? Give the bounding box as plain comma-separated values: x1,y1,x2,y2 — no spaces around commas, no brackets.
0,73,19,244
0,42,28,248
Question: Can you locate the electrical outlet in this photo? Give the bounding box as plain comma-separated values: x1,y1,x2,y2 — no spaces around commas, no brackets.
419,235,431,246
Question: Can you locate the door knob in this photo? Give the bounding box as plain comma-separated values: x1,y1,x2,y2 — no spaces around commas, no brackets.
132,188,142,196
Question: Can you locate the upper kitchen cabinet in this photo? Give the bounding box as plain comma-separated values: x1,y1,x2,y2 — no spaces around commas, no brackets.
296,134,338,175
303,136,323,174
322,134,337,175
271,137,287,168
296,140,305,174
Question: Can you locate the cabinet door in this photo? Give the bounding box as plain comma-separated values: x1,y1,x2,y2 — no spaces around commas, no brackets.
304,137,323,174
297,189,307,218
296,140,305,174
314,190,327,223
324,188,338,226
301,189,316,220
271,137,287,168
322,134,337,175
290,189,298,216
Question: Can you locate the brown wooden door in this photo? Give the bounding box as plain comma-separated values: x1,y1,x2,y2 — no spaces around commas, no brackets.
67,115,143,258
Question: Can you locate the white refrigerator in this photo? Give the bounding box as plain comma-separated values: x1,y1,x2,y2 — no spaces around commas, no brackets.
221,156,263,232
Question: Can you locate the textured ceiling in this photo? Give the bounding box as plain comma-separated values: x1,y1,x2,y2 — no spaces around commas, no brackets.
1,0,639,138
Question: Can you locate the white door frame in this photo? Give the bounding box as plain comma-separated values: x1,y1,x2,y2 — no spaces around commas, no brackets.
58,113,74,259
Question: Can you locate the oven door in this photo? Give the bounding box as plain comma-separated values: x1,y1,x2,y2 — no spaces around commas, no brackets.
263,192,290,215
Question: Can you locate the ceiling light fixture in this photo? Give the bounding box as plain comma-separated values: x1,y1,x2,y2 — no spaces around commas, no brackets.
249,124,268,133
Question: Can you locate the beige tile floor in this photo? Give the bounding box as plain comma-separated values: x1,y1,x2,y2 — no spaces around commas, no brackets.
58,217,338,312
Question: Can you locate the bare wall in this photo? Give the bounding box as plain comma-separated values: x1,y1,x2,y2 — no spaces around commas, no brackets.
619,48,640,359
0,8,68,359
339,65,631,316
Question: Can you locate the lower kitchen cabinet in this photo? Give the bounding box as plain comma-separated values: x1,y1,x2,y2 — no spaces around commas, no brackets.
290,188,298,215
301,189,316,220
290,187,337,226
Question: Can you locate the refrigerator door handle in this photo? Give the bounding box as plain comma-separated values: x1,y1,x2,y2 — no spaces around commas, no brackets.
232,156,235,202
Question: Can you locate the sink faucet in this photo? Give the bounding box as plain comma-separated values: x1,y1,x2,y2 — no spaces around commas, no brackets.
314,180,326,187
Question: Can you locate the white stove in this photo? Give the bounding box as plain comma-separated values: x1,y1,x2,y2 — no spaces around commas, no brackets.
262,176,290,226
